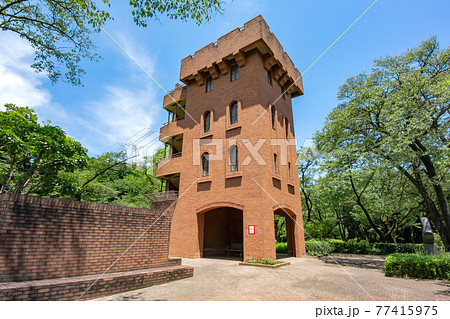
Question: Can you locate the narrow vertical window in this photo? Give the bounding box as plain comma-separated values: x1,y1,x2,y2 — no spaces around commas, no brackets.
288,162,291,179
271,105,276,129
274,153,278,174
206,77,213,92
230,65,239,82
230,145,238,172
204,111,211,133
285,118,289,138
202,153,209,177
267,70,272,85
230,102,238,125
281,85,285,100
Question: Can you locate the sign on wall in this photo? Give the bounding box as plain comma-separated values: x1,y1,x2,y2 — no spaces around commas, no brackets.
248,225,255,235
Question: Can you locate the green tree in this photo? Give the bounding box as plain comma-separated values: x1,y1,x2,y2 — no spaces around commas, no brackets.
0,104,87,194
0,0,224,85
57,150,163,206
315,37,450,249
297,146,320,222
274,215,286,242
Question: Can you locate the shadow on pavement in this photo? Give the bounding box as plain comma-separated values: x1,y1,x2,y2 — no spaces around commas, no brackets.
317,255,386,272
201,255,242,262
436,281,450,297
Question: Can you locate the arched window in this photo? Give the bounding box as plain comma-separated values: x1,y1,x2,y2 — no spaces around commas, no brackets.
230,145,238,172
202,153,209,177
271,105,276,129
230,102,238,125
285,118,289,138
204,111,211,133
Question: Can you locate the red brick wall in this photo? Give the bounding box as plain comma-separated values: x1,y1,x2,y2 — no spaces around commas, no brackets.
0,193,177,282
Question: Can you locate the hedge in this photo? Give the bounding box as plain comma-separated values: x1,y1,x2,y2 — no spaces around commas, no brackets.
300,239,425,256
385,253,450,280
305,240,333,256
275,239,427,256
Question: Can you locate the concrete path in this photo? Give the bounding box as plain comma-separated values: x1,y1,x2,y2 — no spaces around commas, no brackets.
98,255,449,301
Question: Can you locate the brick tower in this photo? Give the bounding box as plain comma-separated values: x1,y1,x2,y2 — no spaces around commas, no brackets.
152,15,306,260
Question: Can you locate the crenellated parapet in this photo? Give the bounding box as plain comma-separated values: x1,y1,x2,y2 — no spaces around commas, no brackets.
180,15,303,98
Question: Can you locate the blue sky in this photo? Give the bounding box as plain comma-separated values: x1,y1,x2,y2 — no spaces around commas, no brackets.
0,0,449,158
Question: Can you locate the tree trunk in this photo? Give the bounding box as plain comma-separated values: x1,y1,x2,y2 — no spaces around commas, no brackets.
349,173,386,242
395,161,450,250
409,141,450,250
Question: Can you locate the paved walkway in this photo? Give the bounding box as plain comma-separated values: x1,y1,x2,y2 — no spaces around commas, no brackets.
98,255,449,301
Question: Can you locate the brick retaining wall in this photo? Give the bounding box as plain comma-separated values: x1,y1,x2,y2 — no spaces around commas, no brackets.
0,193,193,300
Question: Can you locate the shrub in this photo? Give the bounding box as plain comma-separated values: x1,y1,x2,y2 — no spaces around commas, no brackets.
385,253,450,280
371,243,424,255
344,238,359,254
397,243,421,254
306,239,429,256
261,258,278,265
244,258,282,265
276,242,288,253
326,239,346,253
372,243,397,255
305,240,333,256
357,240,370,254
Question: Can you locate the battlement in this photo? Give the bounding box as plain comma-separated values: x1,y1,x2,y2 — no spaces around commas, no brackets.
180,15,303,96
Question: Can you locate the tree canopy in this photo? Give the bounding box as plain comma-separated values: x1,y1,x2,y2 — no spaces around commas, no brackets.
314,37,450,249
0,0,224,85
0,104,87,194
56,149,164,207
1,103,166,207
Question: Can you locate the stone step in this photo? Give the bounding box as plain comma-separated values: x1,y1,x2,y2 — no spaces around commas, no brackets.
0,265,193,301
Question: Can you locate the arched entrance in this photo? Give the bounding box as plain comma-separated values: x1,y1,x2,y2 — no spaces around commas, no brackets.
274,207,297,257
197,203,244,259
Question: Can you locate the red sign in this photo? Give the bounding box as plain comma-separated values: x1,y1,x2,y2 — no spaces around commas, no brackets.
248,225,255,235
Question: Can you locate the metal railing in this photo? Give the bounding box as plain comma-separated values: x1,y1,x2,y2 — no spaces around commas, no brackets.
145,191,178,202
166,84,186,95
156,152,182,169
162,116,185,128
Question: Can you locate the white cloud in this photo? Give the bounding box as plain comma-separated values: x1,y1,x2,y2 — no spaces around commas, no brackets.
78,29,163,157
115,32,156,75
82,83,161,154
0,33,51,110
0,29,164,160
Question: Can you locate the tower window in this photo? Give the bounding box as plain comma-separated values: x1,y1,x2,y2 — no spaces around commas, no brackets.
230,65,239,82
204,111,211,133
271,105,276,129
288,162,291,179
230,145,238,172
202,153,209,177
281,85,285,100
268,70,272,85
206,77,213,92
230,102,238,125
285,118,289,138
274,153,278,174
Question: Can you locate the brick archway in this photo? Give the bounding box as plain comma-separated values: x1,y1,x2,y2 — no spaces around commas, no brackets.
272,204,296,216
196,202,245,214
273,204,298,257
197,202,244,259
